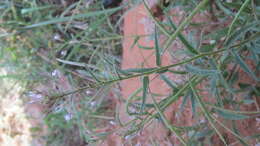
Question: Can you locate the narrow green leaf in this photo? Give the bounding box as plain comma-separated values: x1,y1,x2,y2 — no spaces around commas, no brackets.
226,0,251,37
216,110,250,120
141,76,149,113
24,6,122,28
168,69,188,74
215,0,234,16
21,5,54,14
212,117,249,145
179,92,190,113
225,20,260,47
160,74,179,91
56,58,86,67
185,64,219,76
167,16,199,55
85,68,101,82
189,81,227,145
130,36,140,49
209,74,218,96
163,0,209,50
150,94,187,145
200,44,215,53
189,93,197,117
155,27,161,66
249,43,260,63
126,87,143,115
120,68,156,74
251,43,260,54
194,129,214,140
64,16,107,61
138,44,154,50
231,50,259,81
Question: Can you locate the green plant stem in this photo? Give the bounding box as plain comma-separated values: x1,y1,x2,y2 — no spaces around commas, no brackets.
42,29,260,99
53,48,226,99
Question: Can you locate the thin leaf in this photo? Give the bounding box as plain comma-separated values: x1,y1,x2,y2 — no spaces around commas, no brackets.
215,0,234,16
56,58,85,67
167,16,199,55
168,69,188,74
120,68,156,74
21,5,54,14
24,6,122,28
189,93,197,117
138,44,154,50
179,92,190,113
163,0,209,50
226,0,251,38
141,76,149,113
160,74,179,91
189,80,227,145
130,36,140,50
211,116,249,145
185,64,219,76
194,129,214,140
126,87,143,115
216,110,250,120
225,20,260,47
231,50,259,81
209,74,218,96
150,93,187,145
155,27,161,66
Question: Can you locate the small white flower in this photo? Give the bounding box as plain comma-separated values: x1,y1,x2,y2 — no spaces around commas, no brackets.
109,121,116,125
53,33,61,41
64,113,72,121
209,40,216,44
86,90,93,96
28,91,42,99
60,50,67,56
51,69,60,77
124,135,131,140
199,119,206,124
27,91,43,103
69,40,79,44
90,101,97,108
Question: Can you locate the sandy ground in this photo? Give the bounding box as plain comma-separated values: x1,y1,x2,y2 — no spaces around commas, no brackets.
0,69,33,146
